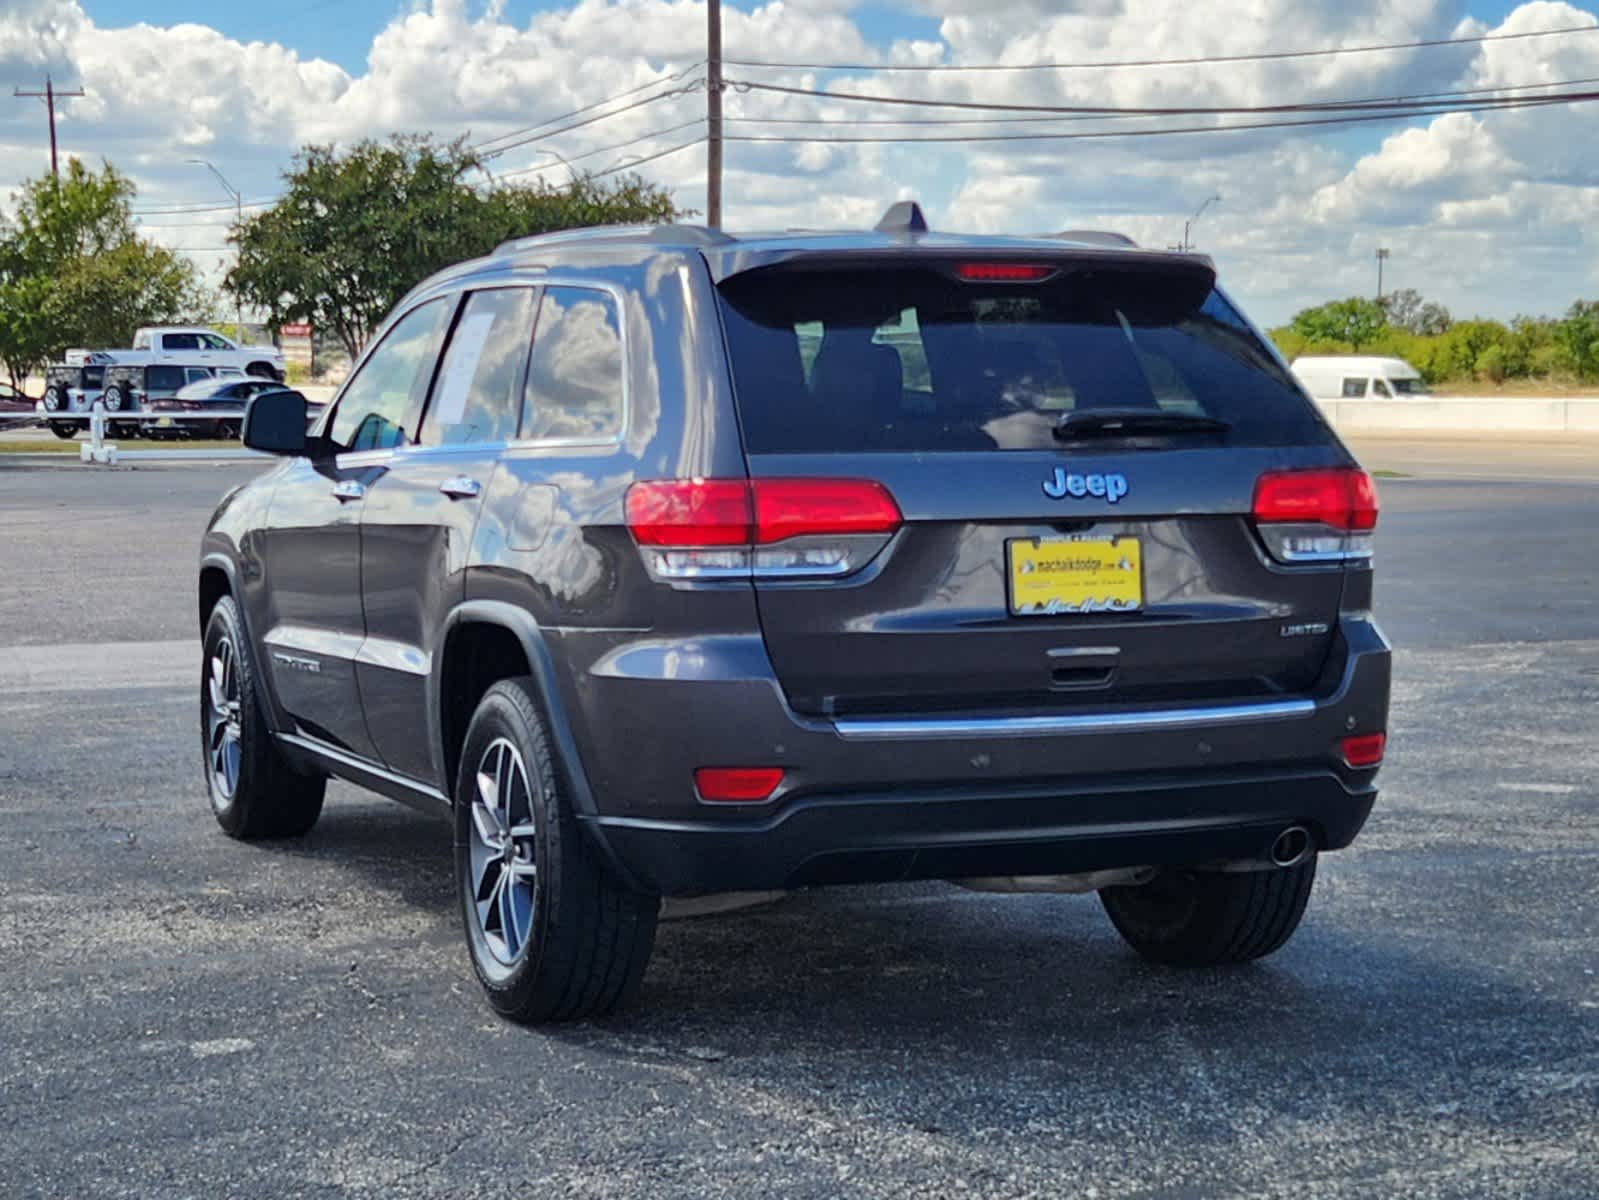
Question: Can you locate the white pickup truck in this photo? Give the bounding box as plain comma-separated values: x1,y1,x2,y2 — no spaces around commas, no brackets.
129,327,286,380
61,329,285,379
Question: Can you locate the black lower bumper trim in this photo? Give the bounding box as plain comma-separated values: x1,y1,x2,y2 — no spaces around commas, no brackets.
583,767,1377,896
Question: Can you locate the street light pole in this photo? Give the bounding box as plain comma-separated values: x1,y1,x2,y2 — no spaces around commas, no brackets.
1182,193,1222,253
188,159,244,337
1376,248,1391,301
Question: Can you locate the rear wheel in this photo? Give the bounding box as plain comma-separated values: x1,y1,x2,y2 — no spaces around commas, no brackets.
246,362,281,381
1100,858,1317,967
454,678,658,1022
48,421,77,440
201,595,326,839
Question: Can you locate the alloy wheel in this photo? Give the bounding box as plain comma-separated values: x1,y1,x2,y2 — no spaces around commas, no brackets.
205,638,243,805
467,738,540,965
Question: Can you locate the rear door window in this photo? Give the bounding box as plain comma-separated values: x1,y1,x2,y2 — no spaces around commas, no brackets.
1342,377,1368,398
420,287,536,447
717,267,1329,453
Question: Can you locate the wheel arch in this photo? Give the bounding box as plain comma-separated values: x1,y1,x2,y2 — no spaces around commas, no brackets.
433,602,599,821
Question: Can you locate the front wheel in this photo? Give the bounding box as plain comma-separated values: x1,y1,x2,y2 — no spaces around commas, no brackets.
454,678,658,1022
1100,857,1317,967
201,595,326,839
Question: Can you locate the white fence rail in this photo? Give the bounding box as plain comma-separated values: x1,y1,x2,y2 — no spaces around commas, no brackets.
0,402,266,463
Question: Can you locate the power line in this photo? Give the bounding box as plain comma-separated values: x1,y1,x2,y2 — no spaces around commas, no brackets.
590,137,702,178
722,21,1599,73
477,78,704,160
729,74,1599,127
132,198,276,216
722,74,1599,127
722,92,1599,146
470,64,705,153
725,76,1599,118
495,118,708,180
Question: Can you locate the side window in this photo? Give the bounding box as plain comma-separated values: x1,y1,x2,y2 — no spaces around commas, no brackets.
1372,379,1392,398
420,288,536,447
185,367,213,384
327,298,453,454
148,366,185,391
201,334,232,351
164,333,200,352
521,286,624,442
1342,377,1368,398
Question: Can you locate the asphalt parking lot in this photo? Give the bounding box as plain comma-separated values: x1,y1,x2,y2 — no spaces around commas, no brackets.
1,441,1595,1199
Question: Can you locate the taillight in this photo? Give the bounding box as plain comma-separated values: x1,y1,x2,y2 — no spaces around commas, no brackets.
625,478,902,580
1340,732,1386,769
1252,468,1378,563
694,767,785,803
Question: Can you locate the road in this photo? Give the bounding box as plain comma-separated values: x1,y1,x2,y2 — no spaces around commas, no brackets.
0,444,1595,1198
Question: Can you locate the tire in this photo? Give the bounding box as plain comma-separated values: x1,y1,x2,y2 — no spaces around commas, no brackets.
49,421,77,440
454,678,658,1022
201,595,326,839
102,385,125,414
1100,857,1317,967
246,362,281,381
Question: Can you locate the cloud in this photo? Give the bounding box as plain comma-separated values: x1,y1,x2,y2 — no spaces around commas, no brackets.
0,0,1594,324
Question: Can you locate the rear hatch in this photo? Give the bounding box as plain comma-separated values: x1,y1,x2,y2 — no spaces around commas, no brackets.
714,251,1364,718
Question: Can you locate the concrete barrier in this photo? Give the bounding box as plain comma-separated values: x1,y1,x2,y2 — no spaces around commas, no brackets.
1317,396,1599,435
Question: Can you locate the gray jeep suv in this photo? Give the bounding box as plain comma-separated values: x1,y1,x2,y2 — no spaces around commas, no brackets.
199,205,1390,1022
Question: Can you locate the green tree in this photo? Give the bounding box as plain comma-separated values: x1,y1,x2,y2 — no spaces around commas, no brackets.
1287,297,1388,349
228,135,682,359
1555,300,1599,382
1380,287,1452,336
0,160,207,385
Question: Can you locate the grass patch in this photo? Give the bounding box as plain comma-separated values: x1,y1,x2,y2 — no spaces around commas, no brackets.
0,437,246,454
1370,469,1411,479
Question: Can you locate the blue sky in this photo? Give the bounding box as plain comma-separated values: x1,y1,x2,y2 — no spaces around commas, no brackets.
10,0,1599,323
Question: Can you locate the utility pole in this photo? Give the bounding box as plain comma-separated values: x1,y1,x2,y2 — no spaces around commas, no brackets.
189,159,245,336
706,0,723,228
14,75,85,178
1375,247,1391,301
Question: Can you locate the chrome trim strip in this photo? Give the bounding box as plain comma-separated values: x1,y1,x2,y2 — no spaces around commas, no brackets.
832,698,1317,741
263,624,363,663
354,636,431,677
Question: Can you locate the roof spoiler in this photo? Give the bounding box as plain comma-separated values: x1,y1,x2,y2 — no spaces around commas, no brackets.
1048,230,1138,248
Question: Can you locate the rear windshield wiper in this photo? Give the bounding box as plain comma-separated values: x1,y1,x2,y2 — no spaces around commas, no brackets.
1054,408,1232,440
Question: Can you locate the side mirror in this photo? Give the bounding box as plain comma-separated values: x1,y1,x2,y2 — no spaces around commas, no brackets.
243,388,309,455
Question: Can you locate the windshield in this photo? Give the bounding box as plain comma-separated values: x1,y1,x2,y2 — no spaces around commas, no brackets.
717,267,1331,454
1390,378,1430,395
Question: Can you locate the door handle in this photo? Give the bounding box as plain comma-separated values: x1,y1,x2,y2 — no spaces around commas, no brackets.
439,476,482,500
332,480,365,502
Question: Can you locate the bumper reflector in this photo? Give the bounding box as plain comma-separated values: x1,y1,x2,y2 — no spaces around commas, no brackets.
1340,732,1386,768
694,767,785,804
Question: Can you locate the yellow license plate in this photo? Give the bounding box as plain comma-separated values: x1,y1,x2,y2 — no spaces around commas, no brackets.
156,417,174,428
1008,537,1143,616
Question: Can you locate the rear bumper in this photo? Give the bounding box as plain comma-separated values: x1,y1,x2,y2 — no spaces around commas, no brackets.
588,769,1376,894
563,618,1390,896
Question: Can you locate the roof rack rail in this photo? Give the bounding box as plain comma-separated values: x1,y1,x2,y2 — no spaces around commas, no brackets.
874,201,929,235
493,223,737,256
1048,230,1138,248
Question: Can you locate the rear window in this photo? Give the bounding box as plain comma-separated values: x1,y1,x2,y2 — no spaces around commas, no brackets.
717,267,1330,453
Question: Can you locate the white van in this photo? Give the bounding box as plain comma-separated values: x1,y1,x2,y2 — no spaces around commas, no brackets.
1291,356,1429,401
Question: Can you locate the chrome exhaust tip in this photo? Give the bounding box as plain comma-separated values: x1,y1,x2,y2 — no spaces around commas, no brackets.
1270,826,1313,868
